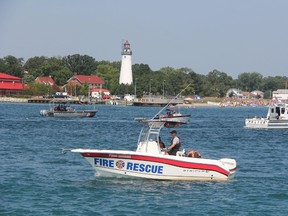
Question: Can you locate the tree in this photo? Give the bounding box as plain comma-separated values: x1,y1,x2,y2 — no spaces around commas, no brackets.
63,54,97,75
237,72,263,92
116,84,134,96
22,74,35,84
94,62,120,94
23,56,48,77
24,83,53,96
0,55,24,77
202,70,233,97
25,57,72,85
38,57,66,77
262,76,287,92
187,71,206,96
0,58,7,72
133,64,152,77
79,82,89,96
51,68,73,86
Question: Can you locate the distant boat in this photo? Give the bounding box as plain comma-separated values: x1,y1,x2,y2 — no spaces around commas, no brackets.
40,100,97,118
154,107,191,127
245,102,288,128
135,107,191,128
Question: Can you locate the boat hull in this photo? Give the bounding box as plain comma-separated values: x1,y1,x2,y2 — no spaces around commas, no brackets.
159,115,191,124
40,110,97,118
72,149,236,181
245,118,288,129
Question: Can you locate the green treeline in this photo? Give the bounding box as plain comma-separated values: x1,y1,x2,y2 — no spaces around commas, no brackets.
0,54,287,98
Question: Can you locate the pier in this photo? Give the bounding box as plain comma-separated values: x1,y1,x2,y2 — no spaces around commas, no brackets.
27,98,106,104
132,97,183,107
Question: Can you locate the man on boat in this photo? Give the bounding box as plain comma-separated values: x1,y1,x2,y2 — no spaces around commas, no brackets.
165,130,181,155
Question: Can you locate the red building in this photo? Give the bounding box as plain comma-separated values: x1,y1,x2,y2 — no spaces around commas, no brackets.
35,76,56,87
0,72,25,95
64,73,105,95
35,76,58,91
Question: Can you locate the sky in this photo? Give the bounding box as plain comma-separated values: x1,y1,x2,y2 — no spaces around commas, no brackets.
0,0,287,78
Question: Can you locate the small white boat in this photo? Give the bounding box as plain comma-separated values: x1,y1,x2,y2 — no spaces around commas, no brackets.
40,101,97,118
66,117,236,181
136,108,191,127
155,107,191,127
245,102,288,129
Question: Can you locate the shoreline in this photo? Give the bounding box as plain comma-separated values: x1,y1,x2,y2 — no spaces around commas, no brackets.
0,97,269,107
0,97,29,103
176,103,219,107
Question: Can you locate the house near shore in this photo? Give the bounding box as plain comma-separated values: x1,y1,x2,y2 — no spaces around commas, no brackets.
90,88,110,98
64,73,105,96
35,76,58,91
226,88,264,99
273,89,288,100
0,72,26,95
35,76,56,87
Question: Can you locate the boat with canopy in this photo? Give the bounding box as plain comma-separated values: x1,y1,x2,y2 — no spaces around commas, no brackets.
64,85,237,180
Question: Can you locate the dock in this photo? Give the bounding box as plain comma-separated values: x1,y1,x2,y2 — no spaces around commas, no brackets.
27,98,106,104
132,97,183,107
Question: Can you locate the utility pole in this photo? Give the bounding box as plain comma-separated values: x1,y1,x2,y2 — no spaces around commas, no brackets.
149,79,152,95
163,80,166,98
134,78,138,98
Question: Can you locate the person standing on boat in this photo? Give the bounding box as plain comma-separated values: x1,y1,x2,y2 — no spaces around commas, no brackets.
165,130,181,155
158,136,165,149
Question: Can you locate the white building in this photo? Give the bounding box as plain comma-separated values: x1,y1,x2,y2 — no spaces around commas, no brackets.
273,89,288,100
119,40,133,85
90,88,110,99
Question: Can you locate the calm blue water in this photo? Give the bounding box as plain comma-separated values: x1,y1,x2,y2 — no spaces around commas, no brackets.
1,103,288,215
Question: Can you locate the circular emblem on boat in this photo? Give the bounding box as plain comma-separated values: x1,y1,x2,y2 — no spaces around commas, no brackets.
116,160,125,169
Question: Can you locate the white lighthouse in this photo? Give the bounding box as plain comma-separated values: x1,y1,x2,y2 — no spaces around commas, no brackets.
119,40,133,85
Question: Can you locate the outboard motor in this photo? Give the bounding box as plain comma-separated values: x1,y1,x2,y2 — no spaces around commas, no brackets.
40,110,48,117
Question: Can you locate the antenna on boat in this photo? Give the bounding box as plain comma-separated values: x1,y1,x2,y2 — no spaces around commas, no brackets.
152,83,192,120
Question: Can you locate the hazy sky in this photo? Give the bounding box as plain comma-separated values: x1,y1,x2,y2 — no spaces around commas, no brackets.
1,0,287,78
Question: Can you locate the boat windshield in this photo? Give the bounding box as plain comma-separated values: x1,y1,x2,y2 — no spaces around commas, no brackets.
138,126,150,143
137,121,165,145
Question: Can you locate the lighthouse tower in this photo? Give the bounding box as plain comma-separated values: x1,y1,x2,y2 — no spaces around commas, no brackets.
119,40,133,85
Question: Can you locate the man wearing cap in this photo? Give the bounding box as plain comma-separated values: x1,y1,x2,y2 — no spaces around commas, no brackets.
165,130,181,155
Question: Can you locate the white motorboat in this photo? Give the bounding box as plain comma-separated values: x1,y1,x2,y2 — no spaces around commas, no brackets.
40,101,97,118
155,107,191,126
245,102,288,129
135,107,191,128
65,85,236,180
66,117,236,181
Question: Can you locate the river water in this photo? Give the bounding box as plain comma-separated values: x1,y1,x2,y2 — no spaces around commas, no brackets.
0,103,287,215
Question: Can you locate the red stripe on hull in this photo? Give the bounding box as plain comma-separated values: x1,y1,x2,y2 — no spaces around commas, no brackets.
229,167,237,172
81,152,230,176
